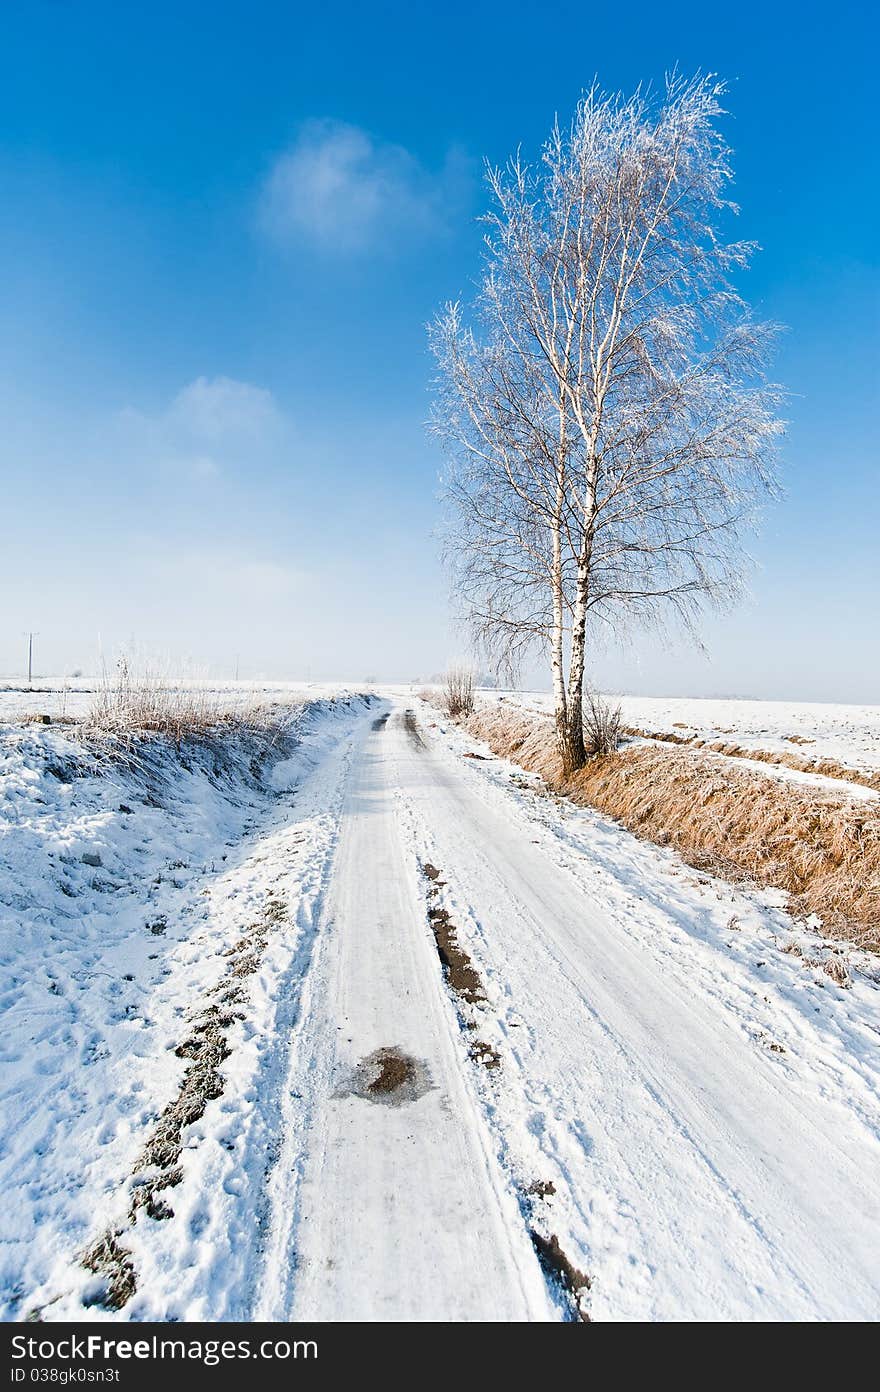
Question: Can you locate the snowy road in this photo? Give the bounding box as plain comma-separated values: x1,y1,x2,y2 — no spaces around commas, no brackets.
9,695,879,1321
253,700,880,1321
255,710,555,1321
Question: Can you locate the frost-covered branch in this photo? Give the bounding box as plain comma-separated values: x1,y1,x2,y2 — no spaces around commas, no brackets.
429,73,784,772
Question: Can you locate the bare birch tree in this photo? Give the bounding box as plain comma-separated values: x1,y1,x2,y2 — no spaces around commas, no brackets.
430,74,783,773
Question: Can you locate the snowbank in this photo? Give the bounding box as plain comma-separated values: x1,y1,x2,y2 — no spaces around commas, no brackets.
0,695,373,1320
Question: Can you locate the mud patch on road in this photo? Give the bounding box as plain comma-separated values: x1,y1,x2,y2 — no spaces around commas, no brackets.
346,1047,432,1106
468,1039,501,1069
529,1229,591,1322
421,864,486,1007
428,905,486,1005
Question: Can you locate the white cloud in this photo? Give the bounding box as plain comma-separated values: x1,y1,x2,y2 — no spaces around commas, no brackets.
168,376,280,441
258,119,468,254
113,376,286,478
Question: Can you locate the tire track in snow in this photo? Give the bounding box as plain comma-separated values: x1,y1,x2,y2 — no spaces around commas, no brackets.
254,708,556,1322
390,700,880,1321
417,857,592,1321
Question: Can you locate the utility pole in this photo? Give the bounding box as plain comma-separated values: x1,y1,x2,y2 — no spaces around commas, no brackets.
24,632,38,687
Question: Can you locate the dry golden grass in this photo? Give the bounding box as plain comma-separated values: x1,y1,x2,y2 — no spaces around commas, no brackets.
623,725,880,792
465,705,880,950
88,663,225,738
85,660,283,742
442,666,476,718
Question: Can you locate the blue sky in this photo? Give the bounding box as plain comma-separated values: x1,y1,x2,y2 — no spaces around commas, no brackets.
0,0,876,699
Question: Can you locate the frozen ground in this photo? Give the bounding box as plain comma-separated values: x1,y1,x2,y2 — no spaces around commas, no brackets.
1,692,877,1322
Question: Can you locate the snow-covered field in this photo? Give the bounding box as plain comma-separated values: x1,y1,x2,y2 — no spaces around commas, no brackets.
4,680,879,776
2,689,878,1322
0,678,367,725
477,689,880,776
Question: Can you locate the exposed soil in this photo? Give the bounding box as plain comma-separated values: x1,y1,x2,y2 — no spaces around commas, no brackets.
418,859,592,1320
421,862,490,999
468,1039,501,1069
368,1048,415,1093
427,904,486,1005
348,1047,432,1106
527,1179,557,1198
529,1229,591,1322
421,861,487,1012
372,713,389,731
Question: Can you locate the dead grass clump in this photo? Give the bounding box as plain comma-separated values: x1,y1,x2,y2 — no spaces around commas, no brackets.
138,1042,226,1175
779,939,852,986
136,898,286,1185
86,655,281,741
821,954,852,987
465,707,880,949
81,1231,137,1310
442,666,476,719
88,657,221,737
583,690,622,756
69,892,289,1313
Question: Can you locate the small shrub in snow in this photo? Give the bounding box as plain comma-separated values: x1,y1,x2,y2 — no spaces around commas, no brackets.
583,691,622,756
443,667,476,719
87,656,276,741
